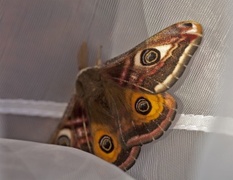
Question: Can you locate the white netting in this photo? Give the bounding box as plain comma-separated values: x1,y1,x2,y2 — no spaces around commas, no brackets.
1,0,233,179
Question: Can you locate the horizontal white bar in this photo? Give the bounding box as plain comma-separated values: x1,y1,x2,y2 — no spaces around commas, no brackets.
0,99,233,136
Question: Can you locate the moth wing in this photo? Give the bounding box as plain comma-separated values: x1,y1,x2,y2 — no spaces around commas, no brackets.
106,85,177,147
50,94,141,171
86,94,141,170
50,95,93,152
101,21,202,93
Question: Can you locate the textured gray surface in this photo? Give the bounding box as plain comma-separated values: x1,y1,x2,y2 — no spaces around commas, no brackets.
0,138,134,180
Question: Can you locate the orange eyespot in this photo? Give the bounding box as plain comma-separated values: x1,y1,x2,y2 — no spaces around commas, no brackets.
92,124,121,163
135,97,152,115
99,135,114,153
141,48,160,65
126,89,165,124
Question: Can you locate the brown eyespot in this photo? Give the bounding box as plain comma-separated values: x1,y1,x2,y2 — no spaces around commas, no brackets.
57,135,71,146
99,135,114,153
135,97,152,115
56,129,72,146
141,48,160,66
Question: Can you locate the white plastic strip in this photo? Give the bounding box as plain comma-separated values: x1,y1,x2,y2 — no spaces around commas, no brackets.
174,114,233,136
0,99,66,118
173,114,213,132
0,99,233,135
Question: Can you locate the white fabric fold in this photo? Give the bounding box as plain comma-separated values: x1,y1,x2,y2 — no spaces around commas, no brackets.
0,138,134,180
0,99,65,118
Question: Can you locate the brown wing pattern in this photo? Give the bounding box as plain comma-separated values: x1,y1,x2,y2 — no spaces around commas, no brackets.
102,21,202,93
51,21,202,171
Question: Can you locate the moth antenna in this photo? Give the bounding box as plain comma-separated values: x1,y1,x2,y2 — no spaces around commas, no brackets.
96,45,103,66
77,41,89,70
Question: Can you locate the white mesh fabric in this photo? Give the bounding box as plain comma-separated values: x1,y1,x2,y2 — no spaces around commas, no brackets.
1,0,233,180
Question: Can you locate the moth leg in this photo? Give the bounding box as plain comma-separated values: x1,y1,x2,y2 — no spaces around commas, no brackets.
96,45,103,66
77,42,88,70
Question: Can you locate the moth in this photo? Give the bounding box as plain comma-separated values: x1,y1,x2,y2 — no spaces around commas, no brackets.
50,21,202,170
